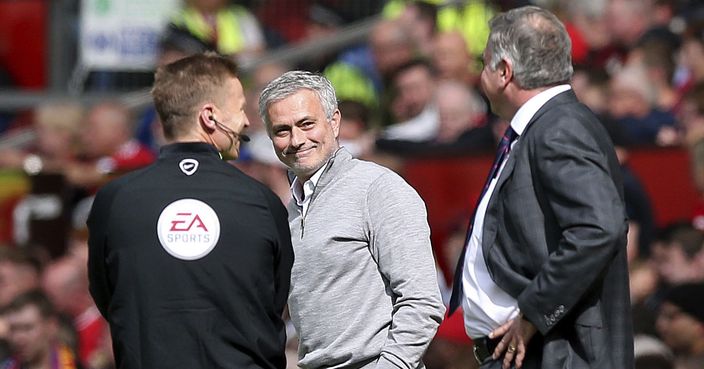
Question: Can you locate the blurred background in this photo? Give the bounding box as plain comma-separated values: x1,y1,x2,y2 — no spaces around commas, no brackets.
1,0,704,368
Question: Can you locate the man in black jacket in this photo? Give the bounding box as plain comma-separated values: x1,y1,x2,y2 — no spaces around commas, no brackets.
87,52,294,369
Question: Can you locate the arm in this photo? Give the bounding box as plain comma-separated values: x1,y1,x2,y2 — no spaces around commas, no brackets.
517,115,627,335
366,172,446,369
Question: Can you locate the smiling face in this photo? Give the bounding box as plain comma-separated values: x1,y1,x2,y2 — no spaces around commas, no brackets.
267,89,340,181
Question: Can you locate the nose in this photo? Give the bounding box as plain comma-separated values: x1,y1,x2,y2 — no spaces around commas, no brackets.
290,126,306,148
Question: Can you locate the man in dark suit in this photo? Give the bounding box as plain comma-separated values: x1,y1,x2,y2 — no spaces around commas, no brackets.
448,6,633,369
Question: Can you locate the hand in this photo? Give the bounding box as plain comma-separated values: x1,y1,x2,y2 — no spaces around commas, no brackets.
490,313,537,369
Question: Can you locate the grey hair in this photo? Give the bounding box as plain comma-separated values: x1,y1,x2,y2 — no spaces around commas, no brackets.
486,6,573,89
258,70,338,128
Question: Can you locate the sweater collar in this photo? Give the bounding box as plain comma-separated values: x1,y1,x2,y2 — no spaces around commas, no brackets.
287,147,354,188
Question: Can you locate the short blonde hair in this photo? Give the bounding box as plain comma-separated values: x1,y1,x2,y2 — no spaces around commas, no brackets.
151,52,239,140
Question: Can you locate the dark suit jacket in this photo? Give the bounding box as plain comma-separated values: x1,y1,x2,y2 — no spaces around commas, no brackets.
450,90,634,369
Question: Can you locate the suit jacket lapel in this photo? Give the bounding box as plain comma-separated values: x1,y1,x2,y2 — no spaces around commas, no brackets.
481,138,521,257
481,89,578,256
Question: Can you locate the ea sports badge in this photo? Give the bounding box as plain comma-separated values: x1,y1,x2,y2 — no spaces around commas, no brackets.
157,199,220,260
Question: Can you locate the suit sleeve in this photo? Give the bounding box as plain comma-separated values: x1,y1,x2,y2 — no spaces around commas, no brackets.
263,189,294,315
87,187,116,319
517,114,628,335
366,172,446,369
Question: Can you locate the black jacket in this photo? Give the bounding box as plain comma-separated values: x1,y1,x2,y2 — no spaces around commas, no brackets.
88,142,293,369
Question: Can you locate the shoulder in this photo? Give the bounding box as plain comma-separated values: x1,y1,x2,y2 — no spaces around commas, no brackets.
349,159,422,200
230,165,289,215
344,157,396,184
526,95,607,145
95,165,152,201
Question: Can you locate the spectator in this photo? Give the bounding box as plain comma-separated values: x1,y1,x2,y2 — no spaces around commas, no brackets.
167,0,265,64
382,59,438,141
430,31,479,87
629,259,660,336
392,0,439,58
0,247,41,309
656,282,704,368
299,1,352,74
1,290,80,369
571,67,611,117
678,20,704,95
0,101,83,173
561,0,623,70
0,246,42,359
376,80,494,157
2,101,86,258
607,0,657,48
42,256,109,369
650,222,704,286
65,101,155,191
608,64,678,146
383,0,495,59
337,100,375,158
633,39,680,113
324,18,416,113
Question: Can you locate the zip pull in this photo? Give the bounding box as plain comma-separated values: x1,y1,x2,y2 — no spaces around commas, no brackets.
299,207,305,238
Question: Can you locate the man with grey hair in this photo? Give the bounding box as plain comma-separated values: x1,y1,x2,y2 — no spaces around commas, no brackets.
259,70,445,369
448,6,633,369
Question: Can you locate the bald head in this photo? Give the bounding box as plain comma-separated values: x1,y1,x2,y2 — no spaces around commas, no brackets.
432,31,474,81
370,20,416,75
81,101,133,158
435,81,486,142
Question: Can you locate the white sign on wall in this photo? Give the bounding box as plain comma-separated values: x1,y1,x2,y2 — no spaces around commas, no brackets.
80,0,181,71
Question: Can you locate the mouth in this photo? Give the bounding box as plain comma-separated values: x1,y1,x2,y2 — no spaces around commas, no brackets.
285,146,314,158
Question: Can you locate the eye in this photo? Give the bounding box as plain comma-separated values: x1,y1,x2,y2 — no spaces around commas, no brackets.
273,127,290,137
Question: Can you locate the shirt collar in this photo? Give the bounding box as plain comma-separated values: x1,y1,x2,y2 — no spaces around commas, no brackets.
290,160,329,206
510,84,571,135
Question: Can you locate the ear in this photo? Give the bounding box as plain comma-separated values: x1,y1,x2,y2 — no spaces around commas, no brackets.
199,104,217,132
498,58,513,89
330,109,341,139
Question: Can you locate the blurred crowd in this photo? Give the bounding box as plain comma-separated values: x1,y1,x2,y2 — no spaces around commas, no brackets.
2,0,704,368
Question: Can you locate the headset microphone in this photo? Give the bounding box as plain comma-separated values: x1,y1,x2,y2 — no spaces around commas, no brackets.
209,116,250,142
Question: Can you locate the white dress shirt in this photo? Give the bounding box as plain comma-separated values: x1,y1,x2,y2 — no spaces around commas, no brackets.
461,84,572,338
291,162,329,217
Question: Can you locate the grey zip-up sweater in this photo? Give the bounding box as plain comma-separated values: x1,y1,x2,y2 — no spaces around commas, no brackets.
287,148,445,369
